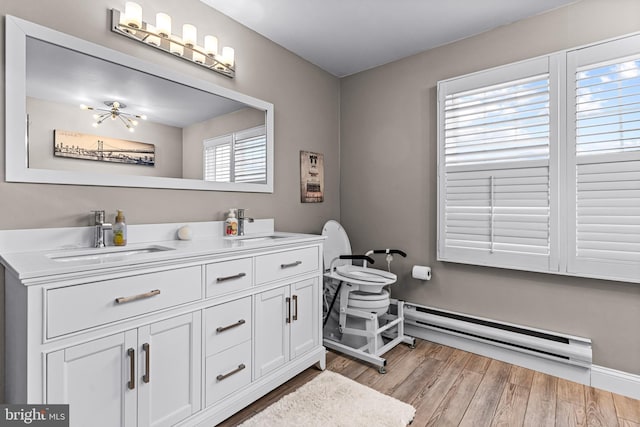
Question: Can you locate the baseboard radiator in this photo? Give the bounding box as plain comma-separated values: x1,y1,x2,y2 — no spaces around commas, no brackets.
404,304,592,369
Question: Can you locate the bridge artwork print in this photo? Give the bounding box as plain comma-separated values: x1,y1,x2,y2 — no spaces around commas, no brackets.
53,130,155,166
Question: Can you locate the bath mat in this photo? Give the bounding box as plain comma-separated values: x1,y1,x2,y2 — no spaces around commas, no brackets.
238,370,415,427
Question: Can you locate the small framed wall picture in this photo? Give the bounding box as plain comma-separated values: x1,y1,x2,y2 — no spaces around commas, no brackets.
300,151,324,203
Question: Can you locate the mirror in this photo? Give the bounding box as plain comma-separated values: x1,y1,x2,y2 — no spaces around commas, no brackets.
6,15,274,192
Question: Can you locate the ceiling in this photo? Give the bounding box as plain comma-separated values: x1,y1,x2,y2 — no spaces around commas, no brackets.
200,0,578,77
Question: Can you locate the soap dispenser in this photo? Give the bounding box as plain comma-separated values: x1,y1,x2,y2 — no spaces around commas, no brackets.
225,209,238,236
113,209,127,246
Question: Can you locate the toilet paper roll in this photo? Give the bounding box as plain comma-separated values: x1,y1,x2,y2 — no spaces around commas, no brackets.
412,265,431,280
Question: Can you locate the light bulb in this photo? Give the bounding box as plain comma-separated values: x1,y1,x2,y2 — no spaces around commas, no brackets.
122,2,142,29
169,36,183,56
92,114,100,120
131,120,139,126
204,35,218,57
80,104,89,110
156,13,171,38
140,114,148,120
221,46,234,67
193,50,205,64
145,24,161,46
182,24,197,48
129,127,135,133
92,123,99,128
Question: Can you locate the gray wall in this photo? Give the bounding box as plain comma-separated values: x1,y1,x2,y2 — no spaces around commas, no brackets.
340,0,640,374
0,0,340,401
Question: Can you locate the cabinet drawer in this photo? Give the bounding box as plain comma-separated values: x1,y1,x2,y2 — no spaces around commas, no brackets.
47,266,202,338
255,247,319,285
206,258,253,298
205,296,251,356
205,340,252,407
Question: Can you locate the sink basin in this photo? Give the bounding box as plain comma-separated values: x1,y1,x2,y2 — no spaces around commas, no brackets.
232,235,288,243
238,236,284,242
48,245,174,263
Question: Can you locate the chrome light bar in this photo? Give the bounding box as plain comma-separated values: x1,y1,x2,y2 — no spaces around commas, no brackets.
110,8,235,78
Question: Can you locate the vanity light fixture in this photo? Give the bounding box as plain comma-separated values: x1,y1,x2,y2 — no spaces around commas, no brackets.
111,2,235,78
80,101,147,133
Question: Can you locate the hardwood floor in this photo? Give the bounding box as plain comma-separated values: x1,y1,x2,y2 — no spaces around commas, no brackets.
218,339,640,426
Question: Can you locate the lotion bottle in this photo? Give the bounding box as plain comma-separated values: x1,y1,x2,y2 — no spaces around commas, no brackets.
225,209,238,236
113,209,127,246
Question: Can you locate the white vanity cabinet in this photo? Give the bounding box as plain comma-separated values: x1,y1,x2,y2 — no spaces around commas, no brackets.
253,246,320,379
47,312,201,427
2,230,325,427
47,332,136,427
254,278,319,379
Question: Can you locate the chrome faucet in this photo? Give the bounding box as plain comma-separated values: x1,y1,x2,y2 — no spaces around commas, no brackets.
236,208,254,236
92,210,112,248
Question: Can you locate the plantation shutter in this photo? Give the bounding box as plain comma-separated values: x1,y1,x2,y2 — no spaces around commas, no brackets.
203,125,266,184
203,136,232,182
234,126,267,184
567,35,640,281
438,57,557,272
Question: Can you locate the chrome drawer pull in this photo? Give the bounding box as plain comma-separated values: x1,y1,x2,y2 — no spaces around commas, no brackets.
115,289,161,304
281,261,302,269
216,364,246,381
216,319,246,333
216,272,247,283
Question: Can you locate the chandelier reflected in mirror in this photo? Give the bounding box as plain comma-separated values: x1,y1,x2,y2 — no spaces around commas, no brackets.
80,101,147,133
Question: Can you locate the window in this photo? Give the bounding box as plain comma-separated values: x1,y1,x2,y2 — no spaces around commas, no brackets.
567,35,640,281
438,33,640,283
203,125,267,184
438,57,558,272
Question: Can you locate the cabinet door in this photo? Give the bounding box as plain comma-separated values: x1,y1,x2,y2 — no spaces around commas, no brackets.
290,278,319,359
137,312,201,427
254,286,290,379
47,331,137,427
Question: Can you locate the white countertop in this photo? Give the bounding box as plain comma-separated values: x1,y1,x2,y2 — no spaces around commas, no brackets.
0,220,324,282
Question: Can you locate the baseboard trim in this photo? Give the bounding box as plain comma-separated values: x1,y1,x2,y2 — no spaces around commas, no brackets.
591,365,640,400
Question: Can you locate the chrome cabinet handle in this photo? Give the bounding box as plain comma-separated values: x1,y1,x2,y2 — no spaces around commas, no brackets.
143,343,150,383
216,272,247,282
281,261,302,269
115,289,161,304
216,364,246,381
127,348,135,390
286,297,291,323
216,319,246,333
292,295,298,321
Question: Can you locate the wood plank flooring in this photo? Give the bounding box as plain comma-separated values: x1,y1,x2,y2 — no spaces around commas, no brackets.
218,339,640,426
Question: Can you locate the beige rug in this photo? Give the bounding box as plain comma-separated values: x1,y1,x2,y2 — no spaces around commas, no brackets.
238,370,416,427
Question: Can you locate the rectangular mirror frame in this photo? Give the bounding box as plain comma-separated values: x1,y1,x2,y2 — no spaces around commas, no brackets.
5,15,274,192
